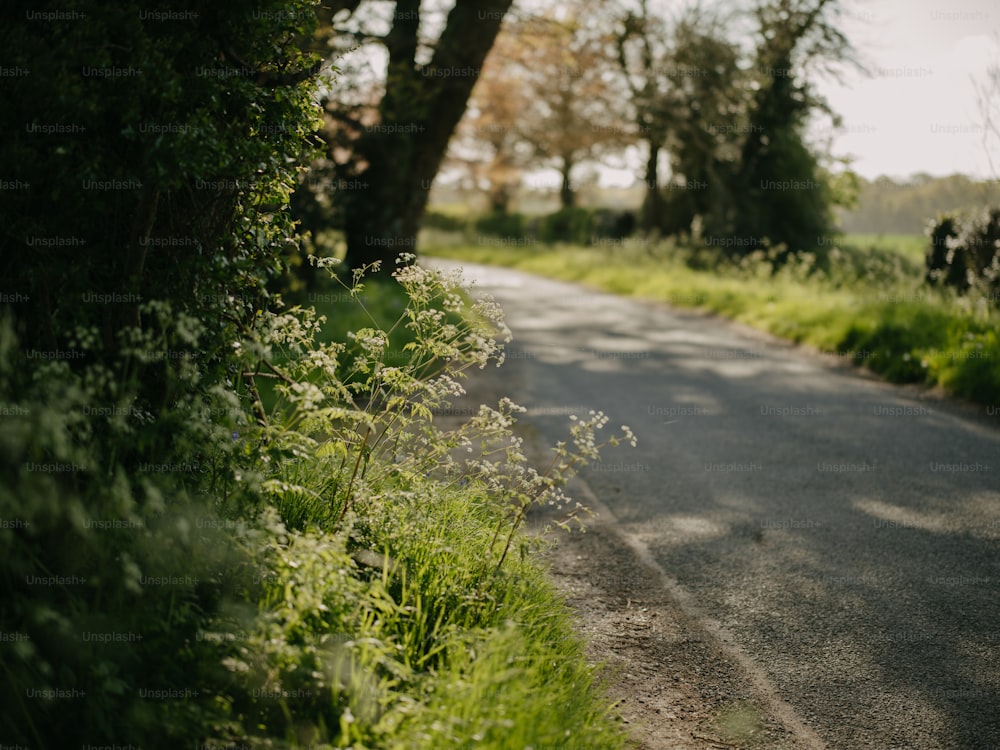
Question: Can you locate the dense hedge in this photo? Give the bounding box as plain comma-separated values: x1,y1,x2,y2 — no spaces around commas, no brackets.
0,1,323,744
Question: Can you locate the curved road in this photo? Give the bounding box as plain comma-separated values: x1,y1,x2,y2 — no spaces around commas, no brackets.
435,260,1000,749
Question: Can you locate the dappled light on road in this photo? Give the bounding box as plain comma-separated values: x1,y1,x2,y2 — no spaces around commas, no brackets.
854,498,958,536
436,258,1000,749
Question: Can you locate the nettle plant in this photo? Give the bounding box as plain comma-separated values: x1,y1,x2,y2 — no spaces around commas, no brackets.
234,255,636,572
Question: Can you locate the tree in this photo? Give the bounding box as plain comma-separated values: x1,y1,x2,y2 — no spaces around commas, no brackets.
442,0,632,212
311,1,514,271
724,0,853,255
447,24,536,214
972,34,1000,203
615,2,745,234
512,7,629,209
445,4,629,214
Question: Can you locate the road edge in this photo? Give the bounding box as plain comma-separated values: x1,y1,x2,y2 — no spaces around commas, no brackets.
565,474,829,750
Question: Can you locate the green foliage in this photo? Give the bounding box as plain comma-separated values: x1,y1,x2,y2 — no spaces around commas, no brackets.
721,74,833,256
925,208,1000,303
424,210,471,234
2,2,633,746
698,0,848,257
536,207,594,245
2,251,634,747
212,495,625,749
926,213,966,290
0,317,254,745
464,207,636,246
474,210,529,241
1,0,323,363
209,258,635,747
241,257,633,547
1,1,324,743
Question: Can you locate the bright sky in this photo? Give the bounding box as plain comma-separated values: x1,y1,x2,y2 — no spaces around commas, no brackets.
814,0,1000,180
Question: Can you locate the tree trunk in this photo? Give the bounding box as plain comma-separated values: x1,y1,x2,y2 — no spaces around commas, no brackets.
343,161,429,273
488,182,512,214
343,0,515,272
121,184,159,332
641,140,662,232
559,156,575,209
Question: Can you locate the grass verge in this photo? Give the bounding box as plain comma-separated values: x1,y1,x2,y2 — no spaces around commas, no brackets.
425,237,1000,406
219,477,624,749
221,268,630,748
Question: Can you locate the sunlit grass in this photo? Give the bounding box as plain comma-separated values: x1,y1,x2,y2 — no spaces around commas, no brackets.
425,234,1000,405
843,233,927,260
250,425,627,748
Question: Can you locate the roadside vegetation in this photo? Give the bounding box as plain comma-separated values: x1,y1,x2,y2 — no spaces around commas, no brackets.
214,262,634,749
0,3,633,747
2,256,635,748
425,232,1000,406
5,0,995,744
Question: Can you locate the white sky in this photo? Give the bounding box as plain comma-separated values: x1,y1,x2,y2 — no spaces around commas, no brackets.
812,0,1000,180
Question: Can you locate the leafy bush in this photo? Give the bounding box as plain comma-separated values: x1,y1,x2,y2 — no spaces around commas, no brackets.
1,1,324,744
926,214,962,288
537,207,594,245
468,208,637,246
592,208,638,241
424,210,471,233
925,209,1000,303
473,210,530,241
0,317,254,745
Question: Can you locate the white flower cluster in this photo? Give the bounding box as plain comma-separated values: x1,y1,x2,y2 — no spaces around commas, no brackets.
235,256,636,569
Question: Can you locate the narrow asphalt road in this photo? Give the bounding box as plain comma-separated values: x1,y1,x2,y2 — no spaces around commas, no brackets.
433,259,1000,750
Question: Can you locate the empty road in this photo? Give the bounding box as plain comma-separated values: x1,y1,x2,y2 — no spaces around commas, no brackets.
434,259,1000,749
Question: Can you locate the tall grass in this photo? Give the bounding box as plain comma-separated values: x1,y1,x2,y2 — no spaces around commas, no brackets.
219,482,625,748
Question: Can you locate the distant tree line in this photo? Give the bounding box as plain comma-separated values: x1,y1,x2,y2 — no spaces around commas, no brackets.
448,0,856,259
838,174,999,235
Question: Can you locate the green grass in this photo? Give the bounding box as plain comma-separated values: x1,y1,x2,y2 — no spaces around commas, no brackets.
237,458,626,749
425,235,1000,406
844,233,926,256
257,276,458,413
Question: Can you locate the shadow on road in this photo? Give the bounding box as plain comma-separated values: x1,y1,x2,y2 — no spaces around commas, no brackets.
441,260,1000,749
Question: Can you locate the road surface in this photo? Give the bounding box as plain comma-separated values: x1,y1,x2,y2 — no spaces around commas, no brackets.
434,259,1000,750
